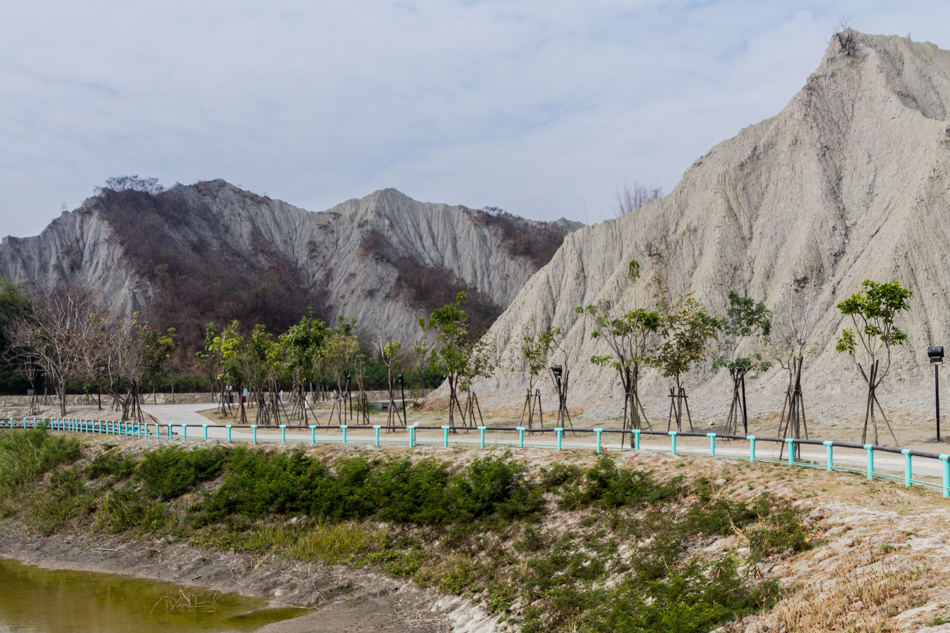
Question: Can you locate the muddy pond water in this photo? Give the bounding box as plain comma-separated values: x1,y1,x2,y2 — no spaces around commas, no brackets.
0,557,309,632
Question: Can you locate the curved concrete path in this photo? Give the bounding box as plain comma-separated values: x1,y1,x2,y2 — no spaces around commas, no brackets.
141,402,216,426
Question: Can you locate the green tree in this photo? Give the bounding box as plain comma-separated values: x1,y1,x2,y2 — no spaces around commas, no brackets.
322,316,359,423
143,326,178,402
835,280,913,445
279,315,328,423
712,291,772,435
0,278,35,402
513,323,560,428
457,336,494,427
577,261,660,432
419,292,472,427
652,280,721,432
210,321,249,423
374,332,405,426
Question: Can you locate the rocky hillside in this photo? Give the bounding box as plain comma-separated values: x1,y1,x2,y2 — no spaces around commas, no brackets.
0,182,581,348
475,31,950,425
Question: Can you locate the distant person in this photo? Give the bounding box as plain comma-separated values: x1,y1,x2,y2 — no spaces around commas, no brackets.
279,389,284,403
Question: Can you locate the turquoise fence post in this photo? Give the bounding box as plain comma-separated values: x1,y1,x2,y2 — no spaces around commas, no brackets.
226,425,232,442
707,433,717,456
941,455,950,498
203,425,208,440
409,426,415,449
747,436,756,462
786,439,796,465
823,441,833,471
143,422,148,439
864,444,874,480
373,425,381,447
341,425,348,444
478,427,486,449
517,427,525,448
668,431,678,456
632,429,640,450
594,429,603,454
251,425,258,445
555,427,563,451
281,425,287,443
32,418,37,429
902,449,912,487
183,425,188,440
310,425,316,444
442,425,450,448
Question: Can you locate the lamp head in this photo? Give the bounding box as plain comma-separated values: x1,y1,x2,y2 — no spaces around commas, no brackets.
929,346,944,363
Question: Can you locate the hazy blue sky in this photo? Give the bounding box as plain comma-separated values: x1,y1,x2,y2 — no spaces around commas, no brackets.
2,1,949,237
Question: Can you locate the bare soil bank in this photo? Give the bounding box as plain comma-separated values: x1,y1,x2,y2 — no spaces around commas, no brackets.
0,526,449,633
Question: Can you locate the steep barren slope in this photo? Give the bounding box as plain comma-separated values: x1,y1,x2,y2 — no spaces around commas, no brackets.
476,31,950,424
0,182,581,348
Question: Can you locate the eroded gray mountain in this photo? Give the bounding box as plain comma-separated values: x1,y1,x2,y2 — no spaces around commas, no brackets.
476,31,950,424
0,181,581,348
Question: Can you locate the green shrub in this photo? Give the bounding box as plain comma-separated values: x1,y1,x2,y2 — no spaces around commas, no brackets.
577,555,778,633
87,448,137,480
373,458,452,524
203,449,540,526
96,485,167,534
449,453,543,521
26,467,91,534
539,462,583,492
557,455,684,510
0,428,81,493
746,494,812,555
138,445,227,500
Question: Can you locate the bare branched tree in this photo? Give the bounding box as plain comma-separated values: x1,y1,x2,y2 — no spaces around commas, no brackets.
93,175,165,196
10,286,103,417
771,269,820,456
615,182,663,216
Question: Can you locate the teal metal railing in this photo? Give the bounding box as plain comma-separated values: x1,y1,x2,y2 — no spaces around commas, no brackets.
7,417,949,497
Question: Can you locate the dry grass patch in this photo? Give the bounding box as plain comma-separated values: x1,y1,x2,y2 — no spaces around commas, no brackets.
774,547,933,632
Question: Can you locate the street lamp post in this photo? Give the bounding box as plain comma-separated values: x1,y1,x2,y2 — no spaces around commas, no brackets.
929,346,944,441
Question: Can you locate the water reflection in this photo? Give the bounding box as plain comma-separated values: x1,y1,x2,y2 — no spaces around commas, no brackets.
0,558,308,632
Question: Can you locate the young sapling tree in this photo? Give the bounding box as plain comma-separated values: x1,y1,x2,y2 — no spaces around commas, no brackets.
772,270,819,457
576,261,660,434
713,291,772,435
419,292,471,427
835,280,913,445
513,322,560,428
374,331,405,426
652,280,721,432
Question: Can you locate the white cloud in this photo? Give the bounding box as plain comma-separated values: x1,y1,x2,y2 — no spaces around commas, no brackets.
1,0,949,236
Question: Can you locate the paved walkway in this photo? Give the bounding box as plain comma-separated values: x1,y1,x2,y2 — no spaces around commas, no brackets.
140,403,215,426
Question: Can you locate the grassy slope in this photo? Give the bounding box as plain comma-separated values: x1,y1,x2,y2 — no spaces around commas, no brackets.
0,427,945,632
